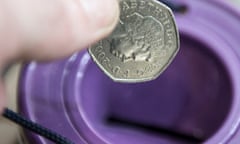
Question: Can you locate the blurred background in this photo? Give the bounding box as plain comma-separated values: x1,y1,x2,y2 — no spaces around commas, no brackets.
1,0,240,144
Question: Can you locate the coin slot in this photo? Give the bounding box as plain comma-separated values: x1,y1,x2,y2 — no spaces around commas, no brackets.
159,0,188,14
176,4,188,14
106,115,203,143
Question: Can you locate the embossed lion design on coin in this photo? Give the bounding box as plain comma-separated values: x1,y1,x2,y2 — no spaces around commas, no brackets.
109,13,164,63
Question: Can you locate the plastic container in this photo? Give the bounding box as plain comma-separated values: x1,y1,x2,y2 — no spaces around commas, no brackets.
18,0,240,143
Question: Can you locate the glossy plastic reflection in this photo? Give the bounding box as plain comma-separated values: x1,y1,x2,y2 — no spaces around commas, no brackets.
80,34,232,143
18,0,240,144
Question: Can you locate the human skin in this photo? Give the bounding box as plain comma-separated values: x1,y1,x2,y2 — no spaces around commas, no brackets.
0,0,119,113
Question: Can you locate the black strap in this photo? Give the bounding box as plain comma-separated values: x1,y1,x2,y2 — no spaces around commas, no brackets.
3,108,74,144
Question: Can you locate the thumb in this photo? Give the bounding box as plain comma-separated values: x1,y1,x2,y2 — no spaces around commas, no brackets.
1,0,120,61
0,0,119,112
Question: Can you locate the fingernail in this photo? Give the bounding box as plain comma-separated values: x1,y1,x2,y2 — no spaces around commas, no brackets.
80,0,119,37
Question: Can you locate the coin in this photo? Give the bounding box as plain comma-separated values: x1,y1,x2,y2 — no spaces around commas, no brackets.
89,0,179,83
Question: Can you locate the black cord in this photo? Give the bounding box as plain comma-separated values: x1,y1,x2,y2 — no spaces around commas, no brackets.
3,108,74,144
1,1,186,144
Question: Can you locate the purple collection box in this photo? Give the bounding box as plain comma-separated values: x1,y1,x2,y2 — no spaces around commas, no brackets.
18,0,240,144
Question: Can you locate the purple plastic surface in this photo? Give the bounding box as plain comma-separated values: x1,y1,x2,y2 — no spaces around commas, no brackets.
18,0,240,144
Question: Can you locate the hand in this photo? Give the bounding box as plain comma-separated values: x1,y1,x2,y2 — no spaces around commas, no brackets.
0,0,119,112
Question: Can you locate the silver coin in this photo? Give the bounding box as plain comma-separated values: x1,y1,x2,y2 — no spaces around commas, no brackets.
89,0,179,83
